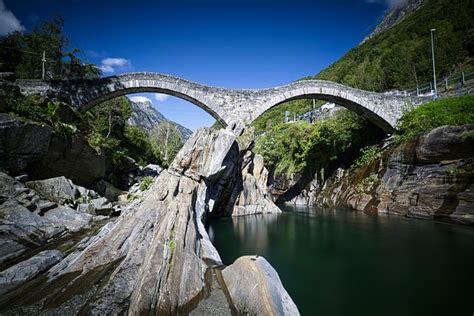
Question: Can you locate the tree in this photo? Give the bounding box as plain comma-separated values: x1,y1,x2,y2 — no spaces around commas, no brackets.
86,97,132,138
150,122,183,166
0,16,101,79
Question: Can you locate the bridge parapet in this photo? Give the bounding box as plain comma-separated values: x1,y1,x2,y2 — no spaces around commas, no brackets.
15,72,426,133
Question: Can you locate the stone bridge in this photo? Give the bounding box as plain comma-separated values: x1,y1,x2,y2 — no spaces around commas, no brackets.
16,72,425,133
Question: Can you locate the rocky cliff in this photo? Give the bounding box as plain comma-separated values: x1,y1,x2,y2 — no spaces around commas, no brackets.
284,125,474,225
362,0,425,43
0,126,295,314
128,99,193,140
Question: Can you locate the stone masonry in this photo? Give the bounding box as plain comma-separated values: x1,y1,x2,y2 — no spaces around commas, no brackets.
15,72,427,133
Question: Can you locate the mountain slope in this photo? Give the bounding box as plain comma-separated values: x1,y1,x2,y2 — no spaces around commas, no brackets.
362,0,425,43
316,0,474,92
127,99,193,140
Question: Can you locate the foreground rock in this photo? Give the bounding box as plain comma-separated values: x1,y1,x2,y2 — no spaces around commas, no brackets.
0,172,114,264
0,114,52,173
0,250,63,295
311,125,474,224
0,127,290,314
222,256,300,315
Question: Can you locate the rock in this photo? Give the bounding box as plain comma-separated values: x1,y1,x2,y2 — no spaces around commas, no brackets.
416,125,474,164
26,176,79,204
93,179,125,202
27,133,106,187
141,164,162,177
222,256,299,315
89,197,114,216
0,201,65,264
1,127,290,314
0,114,52,173
43,206,92,232
76,203,96,215
313,125,474,224
0,250,63,295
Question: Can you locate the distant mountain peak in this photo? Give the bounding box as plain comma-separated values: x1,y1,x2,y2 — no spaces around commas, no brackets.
362,0,425,43
126,97,193,140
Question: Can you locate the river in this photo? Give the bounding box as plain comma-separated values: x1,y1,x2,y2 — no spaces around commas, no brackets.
207,206,474,316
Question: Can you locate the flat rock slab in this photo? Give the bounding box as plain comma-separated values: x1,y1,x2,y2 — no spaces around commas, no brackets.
222,256,300,316
0,250,63,294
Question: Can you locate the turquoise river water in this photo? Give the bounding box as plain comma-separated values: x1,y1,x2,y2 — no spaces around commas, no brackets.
207,206,474,316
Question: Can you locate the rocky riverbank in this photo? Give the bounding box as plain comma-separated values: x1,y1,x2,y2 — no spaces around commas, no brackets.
279,125,474,224
0,126,296,314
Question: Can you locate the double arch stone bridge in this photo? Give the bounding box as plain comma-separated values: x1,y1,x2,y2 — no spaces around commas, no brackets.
16,72,425,133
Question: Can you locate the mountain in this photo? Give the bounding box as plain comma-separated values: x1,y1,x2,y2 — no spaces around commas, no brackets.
316,0,474,92
127,99,193,140
362,0,425,43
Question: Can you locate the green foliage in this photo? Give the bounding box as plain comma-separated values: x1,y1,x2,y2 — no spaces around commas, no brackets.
252,99,325,135
356,173,379,193
0,17,101,79
396,95,474,141
123,126,160,166
316,0,474,91
140,176,154,191
9,94,78,136
211,120,224,130
149,121,183,167
352,145,382,169
461,130,474,141
254,110,366,177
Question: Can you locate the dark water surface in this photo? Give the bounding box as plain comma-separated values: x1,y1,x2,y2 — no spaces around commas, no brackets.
207,206,474,316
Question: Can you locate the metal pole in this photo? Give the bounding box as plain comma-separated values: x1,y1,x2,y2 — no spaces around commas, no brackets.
430,29,437,97
462,72,465,85
445,78,448,91
41,51,46,80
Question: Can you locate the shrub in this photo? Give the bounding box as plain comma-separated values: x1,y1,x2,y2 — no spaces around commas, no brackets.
396,95,474,141
140,176,154,191
352,145,381,169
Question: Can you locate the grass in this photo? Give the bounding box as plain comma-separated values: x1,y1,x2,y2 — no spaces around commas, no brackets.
396,95,474,142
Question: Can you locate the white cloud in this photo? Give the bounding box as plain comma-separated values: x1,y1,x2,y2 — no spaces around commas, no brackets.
154,93,169,102
99,57,130,73
129,96,152,103
0,0,25,35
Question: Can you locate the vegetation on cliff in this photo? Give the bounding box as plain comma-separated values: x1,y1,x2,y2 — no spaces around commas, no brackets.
254,110,379,178
316,0,474,91
396,95,474,141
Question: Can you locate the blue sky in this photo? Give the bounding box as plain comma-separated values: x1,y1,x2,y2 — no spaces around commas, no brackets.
1,0,394,130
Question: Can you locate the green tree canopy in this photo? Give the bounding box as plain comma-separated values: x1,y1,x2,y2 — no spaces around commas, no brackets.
0,16,101,79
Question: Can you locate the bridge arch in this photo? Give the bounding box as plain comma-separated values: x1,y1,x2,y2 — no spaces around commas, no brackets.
52,72,237,127
249,80,408,133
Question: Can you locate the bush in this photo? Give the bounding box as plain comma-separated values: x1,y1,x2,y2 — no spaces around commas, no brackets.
254,110,367,177
397,95,474,141
352,145,382,169
140,176,154,191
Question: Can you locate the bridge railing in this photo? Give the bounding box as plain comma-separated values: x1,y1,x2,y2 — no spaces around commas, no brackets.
406,70,474,97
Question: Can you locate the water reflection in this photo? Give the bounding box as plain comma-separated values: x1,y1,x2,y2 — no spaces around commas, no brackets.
208,207,474,316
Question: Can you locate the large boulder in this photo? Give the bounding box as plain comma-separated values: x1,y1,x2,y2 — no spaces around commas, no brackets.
416,125,474,164
0,114,52,173
28,133,106,187
43,206,92,232
222,256,299,315
26,176,79,205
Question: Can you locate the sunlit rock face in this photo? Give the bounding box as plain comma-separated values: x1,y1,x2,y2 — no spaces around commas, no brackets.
1,126,288,314
314,125,474,224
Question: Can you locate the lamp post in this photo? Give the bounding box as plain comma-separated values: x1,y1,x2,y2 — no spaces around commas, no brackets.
430,28,437,97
